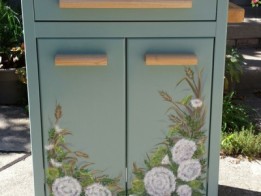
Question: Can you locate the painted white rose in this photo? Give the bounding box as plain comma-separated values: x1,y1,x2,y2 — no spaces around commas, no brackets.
144,167,176,196
52,176,81,196
190,99,203,109
176,185,192,196
85,183,112,196
171,139,197,164
177,159,201,181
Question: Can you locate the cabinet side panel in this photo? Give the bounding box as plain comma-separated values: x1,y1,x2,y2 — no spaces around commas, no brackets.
207,0,229,195
22,0,45,195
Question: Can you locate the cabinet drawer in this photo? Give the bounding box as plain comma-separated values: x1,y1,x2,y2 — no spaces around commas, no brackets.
37,38,126,183
34,0,217,21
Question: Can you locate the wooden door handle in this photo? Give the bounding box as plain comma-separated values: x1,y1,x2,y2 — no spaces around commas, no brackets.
55,54,108,66
59,0,192,9
145,54,198,66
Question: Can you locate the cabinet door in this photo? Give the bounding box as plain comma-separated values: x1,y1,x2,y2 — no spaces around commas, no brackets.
37,39,126,186
127,38,214,194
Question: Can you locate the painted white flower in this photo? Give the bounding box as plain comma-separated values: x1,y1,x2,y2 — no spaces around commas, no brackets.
176,185,192,196
50,158,62,168
85,183,112,196
45,144,54,151
171,139,197,164
161,155,170,165
55,124,63,133
177,159,201,182
52,176,82,196
190,99,203,109
144,167,176,196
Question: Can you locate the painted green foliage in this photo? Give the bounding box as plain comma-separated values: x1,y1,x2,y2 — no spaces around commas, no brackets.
45,105,122,196
129,68,207,196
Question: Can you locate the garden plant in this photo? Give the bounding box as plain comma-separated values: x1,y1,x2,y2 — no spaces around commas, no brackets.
221,47,261,159
0,0,27,105
0,0,24,69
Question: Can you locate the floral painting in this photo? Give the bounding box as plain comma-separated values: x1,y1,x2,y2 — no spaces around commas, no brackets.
45,105,122,196
129,68,207,196
45,68,207,196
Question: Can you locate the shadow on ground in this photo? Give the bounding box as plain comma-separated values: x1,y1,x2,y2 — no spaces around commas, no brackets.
0,106,31,152
219,185,261,196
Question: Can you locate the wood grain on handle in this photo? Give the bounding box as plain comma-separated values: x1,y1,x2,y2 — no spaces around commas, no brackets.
145,54,198,66
55,54,107,66
59,0,192,9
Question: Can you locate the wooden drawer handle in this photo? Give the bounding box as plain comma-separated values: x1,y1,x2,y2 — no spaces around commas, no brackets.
55,54,108,66
59,0,192,9
145,54,198,66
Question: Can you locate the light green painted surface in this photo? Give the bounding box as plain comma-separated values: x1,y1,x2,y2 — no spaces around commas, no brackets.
37,39,126,187
34,0,217,21
207,0,229,195
22,0,228,195
21,0,45,195
127,38,214,193
34,22,217,38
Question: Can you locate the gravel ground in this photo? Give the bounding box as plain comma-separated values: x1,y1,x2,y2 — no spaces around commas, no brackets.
0,153,26,168
0,106,30,152
0,155,34,196
219,156,261,196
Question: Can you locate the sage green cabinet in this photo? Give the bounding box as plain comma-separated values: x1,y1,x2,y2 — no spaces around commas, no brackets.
22,0,228,195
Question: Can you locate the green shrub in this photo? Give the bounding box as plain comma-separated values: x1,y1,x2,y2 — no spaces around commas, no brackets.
224,47,244,92
222,92,252,133
221,126,261,158
0,0,23,53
